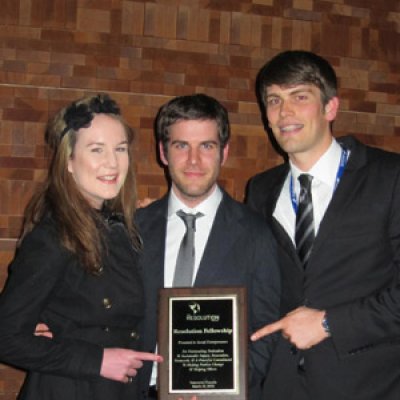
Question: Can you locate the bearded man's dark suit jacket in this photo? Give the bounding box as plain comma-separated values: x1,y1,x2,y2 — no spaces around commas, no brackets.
135,189,281,400
246,136,400,400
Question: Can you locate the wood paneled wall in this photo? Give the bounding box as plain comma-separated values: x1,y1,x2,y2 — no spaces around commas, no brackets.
0,0,399,397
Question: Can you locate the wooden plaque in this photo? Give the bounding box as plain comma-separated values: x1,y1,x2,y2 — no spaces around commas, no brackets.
158,287,247,400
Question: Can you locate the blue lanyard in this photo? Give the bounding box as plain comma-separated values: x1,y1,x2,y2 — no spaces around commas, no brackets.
290,147,349,213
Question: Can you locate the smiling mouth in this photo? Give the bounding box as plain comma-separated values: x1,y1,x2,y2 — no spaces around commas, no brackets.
98,175,118,183
184,170,204,176
279,124,304,133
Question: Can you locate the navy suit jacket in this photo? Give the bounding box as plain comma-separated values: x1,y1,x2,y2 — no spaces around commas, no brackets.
246,136,400,400
136,190,280,400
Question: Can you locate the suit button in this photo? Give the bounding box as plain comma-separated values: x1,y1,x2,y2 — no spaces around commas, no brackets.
130,331,139,339
298,356,306,373
102,298,112,309
104,326,110,333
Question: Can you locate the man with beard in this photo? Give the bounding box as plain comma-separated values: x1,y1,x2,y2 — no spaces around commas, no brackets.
136,93,280,400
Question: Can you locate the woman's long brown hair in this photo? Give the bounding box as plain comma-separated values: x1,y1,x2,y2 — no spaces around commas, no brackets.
21,94,141,274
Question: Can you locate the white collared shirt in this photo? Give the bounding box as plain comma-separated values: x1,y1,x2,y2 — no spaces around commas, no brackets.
164,186,223,287
273,139,345,243
150,185,223,386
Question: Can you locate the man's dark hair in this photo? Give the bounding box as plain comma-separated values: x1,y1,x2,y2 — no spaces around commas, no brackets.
156,93,230,156
257,50,338,107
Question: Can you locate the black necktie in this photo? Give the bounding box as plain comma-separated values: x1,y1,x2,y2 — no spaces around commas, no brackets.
295,174,315,267
172,210,203,287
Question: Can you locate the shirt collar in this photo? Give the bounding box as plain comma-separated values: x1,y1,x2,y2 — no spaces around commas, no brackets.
167,186,223,218
290,139,342,190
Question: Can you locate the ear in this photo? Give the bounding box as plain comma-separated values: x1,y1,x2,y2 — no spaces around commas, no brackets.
159,142,169,166
67,158,74,174
324,96,339,122
221,143,229,166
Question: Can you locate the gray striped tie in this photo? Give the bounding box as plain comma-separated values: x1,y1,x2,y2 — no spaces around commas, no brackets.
295,174,315,267
173,210,204,287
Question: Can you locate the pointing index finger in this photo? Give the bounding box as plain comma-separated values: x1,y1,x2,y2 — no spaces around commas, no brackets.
134,351,163,363
250,320,284,341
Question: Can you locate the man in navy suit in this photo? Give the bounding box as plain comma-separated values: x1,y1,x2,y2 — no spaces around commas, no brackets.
248,50,400,400
136,94,280,400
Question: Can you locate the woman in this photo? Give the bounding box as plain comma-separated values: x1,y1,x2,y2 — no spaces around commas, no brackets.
0,94,161,400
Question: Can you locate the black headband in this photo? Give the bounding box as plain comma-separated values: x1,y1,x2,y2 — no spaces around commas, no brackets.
60,94,120,138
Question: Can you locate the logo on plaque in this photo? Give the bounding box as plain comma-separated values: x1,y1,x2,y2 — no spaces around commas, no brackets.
189,301,200,314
